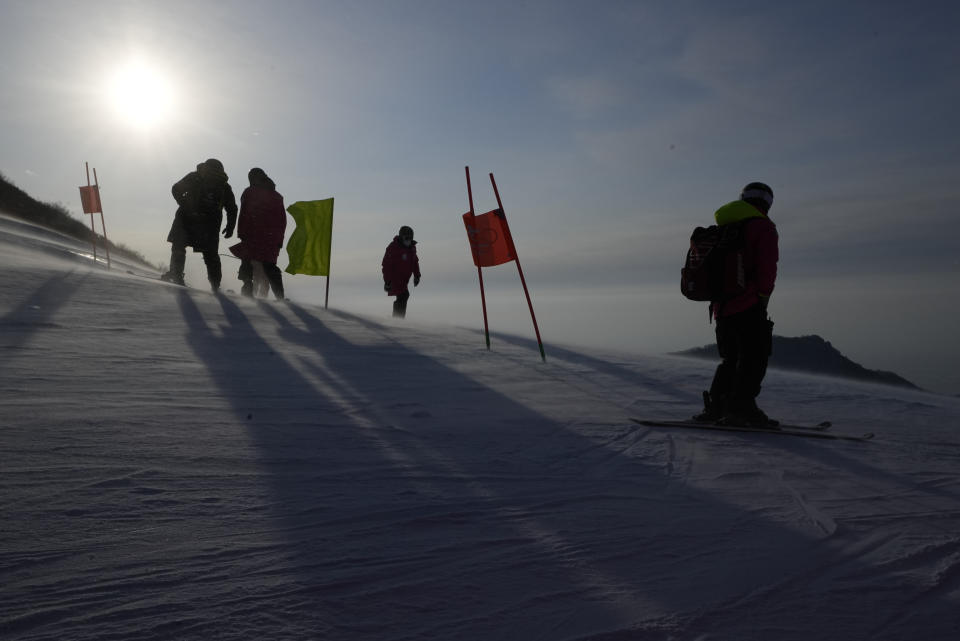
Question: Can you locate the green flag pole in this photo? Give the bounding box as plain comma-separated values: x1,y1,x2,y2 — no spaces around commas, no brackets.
325,231,331,309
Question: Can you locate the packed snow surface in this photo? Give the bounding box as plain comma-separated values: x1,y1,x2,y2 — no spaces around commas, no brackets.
2,218,959,640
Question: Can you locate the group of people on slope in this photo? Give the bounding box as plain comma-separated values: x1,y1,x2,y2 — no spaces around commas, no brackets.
159,158,421,317
159,160,775,427
160,159,286,301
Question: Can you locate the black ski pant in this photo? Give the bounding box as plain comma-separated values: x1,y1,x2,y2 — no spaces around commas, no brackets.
392,291,410,318
168,245,221,289
708,303,774,414
239,259,284,300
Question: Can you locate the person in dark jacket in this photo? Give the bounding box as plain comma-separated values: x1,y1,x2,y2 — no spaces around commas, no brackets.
381,225,421,318
695,182,780,427
228,168,287,300
160,158,238,291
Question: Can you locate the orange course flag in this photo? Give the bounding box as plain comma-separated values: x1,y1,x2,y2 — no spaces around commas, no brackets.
463,209,516,267
78,185,102,214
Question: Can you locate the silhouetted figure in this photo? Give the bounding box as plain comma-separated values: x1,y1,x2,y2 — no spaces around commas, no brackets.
229,168,287,300
695,182,780,427
161,158,238,291
381,225,421,318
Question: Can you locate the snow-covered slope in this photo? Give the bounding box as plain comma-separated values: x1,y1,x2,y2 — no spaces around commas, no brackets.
2,227,959,641
0,212,156,279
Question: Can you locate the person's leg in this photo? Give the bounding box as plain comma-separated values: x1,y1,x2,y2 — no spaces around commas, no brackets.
262,262,285,300
734,308,774,411
392,291,410,318
202,251,222,292
238,259,254,296
250,261,266,297
701,316,739,419
161,214,188,285
161,245,186,285
724,305,776,425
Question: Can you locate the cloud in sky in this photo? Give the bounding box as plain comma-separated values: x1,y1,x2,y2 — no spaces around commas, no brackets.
1,0,959,392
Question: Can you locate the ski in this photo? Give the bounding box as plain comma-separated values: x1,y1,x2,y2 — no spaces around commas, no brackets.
766,420,831,431
630,418,874,442
644,417,833,431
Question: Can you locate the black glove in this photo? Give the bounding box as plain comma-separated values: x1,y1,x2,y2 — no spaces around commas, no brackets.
414,275,420,287
222,224,234,239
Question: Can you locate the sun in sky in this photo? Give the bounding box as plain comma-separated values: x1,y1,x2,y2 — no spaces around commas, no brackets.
104,59,177,130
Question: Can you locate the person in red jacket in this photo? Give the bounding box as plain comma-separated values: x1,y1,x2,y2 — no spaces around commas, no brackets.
695,182,779,427
381,225,421,318
228,168,287,300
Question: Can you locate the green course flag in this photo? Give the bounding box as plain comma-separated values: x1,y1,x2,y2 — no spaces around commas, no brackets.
285,198,334,276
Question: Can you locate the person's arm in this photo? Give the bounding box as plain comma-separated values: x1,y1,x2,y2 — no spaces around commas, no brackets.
236,189,250,240
222,184,238,238
754,220,779,299
277,196,287,242
382,245,394,289
171,173,194,208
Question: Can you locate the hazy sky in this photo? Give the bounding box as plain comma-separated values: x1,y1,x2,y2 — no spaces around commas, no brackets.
1,1,959,394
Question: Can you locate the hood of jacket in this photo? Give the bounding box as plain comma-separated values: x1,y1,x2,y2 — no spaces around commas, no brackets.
714,199,767,226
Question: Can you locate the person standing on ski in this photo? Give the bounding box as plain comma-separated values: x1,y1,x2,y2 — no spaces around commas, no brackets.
229,168,287,300
381,225,421,318
695,182,779,427
161,158,238,292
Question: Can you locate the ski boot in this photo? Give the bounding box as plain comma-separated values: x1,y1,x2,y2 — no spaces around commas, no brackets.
160,271,185,286
692,391,724,423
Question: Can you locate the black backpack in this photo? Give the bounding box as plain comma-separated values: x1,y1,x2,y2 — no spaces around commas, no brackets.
680,219,753,304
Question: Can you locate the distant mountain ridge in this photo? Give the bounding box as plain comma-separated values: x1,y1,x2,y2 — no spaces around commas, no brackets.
674,334,920,390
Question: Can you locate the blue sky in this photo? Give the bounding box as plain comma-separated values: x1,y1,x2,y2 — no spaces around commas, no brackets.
1,1,959,394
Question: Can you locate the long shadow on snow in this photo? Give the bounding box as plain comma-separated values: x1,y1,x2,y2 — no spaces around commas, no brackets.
172,291,960,640
0,270,85,355
255,300,960,640
470,328,691,405
484,328,960,503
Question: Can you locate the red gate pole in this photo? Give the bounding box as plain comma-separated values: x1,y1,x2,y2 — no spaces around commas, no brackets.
85,163,98,263
488,172,545,362
93,168,111,269
466,166,490,349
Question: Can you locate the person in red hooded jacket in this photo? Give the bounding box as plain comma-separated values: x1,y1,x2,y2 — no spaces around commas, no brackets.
228,168,287,300
381,225,421,318
695,182,779,427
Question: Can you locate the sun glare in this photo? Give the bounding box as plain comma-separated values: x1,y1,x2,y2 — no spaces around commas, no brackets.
105,60,176,130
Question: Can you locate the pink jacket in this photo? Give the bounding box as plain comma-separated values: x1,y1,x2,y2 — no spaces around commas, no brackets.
382,237,420,295
230,186,287,263
713,201,779,318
